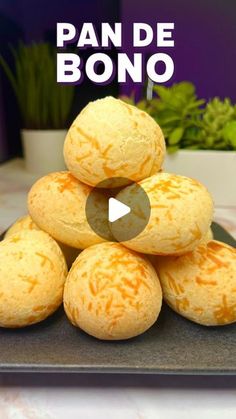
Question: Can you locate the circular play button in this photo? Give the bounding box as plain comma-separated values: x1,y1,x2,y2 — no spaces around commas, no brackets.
108,197,131,222
85,177,151,242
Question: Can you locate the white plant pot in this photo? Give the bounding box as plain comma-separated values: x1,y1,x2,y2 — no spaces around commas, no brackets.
21,129,67,175
165,150,236,206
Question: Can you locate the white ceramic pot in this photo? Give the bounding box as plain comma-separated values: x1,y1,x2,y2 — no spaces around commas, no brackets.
21,129,67,175
165,150,236,206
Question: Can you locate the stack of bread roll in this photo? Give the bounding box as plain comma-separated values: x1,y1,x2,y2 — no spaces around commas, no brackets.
1,96,235,339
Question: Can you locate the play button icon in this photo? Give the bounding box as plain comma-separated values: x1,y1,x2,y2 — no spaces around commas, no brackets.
108,198,131,222
85,177,151,242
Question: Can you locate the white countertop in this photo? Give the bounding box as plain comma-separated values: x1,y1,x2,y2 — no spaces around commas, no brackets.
0,158,236,419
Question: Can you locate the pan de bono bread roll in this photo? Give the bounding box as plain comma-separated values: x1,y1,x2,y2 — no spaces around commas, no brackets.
4,215,40,238
200,227,213,245
116,172,213,255
63,96,165,187
0,230,68,328
28,171,112,249
5,214,80,269
154,240,236,326
63,242,162,340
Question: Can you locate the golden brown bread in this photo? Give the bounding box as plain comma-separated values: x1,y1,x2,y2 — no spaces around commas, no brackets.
114,172,213,255
64,96,165,187
28,171,112,249
0,230,68,328
153,240,236,326
64,242,162,340
5,214,80,268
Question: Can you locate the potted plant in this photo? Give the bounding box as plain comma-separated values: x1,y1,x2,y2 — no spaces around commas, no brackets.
0,42,75,175
122,82,236,206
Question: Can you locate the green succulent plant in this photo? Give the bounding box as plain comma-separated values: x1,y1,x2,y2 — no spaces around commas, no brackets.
0,42,75,130
222,121,236,149
122,82,205,153
200,98,236,150
150,82,205,152
122,83,236,152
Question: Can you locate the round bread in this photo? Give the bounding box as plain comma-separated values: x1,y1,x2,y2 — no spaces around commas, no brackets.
5,215,80,268
154,240,236,326
64,242,162,340
28,171,112,249
0,230,67,328
114,172,213,255
5,215,40,237
200,227,213,245
64,96,165,187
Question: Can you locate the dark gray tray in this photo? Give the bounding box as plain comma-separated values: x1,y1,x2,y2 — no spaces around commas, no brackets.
0,222,235,374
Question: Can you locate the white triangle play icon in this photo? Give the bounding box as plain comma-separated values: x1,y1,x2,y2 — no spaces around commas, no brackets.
108,198,131,223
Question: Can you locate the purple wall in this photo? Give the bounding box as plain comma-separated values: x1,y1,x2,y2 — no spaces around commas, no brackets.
0,0,120,160
121,0,236,101
0,0,116,41
1,0,235,102
1,0,236,160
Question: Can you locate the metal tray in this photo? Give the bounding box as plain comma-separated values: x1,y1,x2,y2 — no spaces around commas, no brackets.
0,222,235,374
